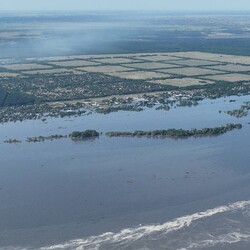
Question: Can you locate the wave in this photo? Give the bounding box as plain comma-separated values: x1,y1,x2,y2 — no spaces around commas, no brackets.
0,200,250,250
36,200,250,250
179,232,250,250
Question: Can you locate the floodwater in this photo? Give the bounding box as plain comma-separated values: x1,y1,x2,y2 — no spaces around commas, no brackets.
0,95,250,249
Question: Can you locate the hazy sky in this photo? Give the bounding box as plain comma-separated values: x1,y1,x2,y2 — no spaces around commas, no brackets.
1,0,250,11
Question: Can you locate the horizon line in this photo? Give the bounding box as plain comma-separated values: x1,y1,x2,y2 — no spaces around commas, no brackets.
1,9,250,12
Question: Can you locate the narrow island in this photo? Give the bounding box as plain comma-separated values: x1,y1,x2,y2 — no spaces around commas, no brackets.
106,124,242,139
26,130,100,143
26,135,67,142
69,130,100,140
4,139,22,144
3,125,243,144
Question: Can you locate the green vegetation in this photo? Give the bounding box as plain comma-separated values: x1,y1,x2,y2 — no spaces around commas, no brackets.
183,82,250,99
178,99,198,107
1,51,250,124
3,124,243,144
26,135,66,142
11,131,99,143
0,73,174,103
0,102,87,123
69,130,99,140
96,105,143,114
155,105,170,111
226,109,248,118
0,86,35,107
225,102,250,118
4,139,21,144
0,80,249,123
1,73,249,109
106,124,242,138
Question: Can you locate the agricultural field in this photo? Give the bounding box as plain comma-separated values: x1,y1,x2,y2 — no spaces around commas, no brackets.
123,62,179,70
166,59,222,67
206,64,250,72
22,68,83,75
171,52,250,65
49,60,100,67
156,67,222,76
0,72,20,77
92,57,142,64
151,78,215,87
106,70,170,80
131,54,183,61
202,73,250,82
2,63,53,71
1,51,250,106
76,65,129,73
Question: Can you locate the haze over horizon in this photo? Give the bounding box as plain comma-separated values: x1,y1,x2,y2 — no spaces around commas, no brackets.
1,0,250,11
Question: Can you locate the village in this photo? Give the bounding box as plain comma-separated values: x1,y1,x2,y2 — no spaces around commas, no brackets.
1,52,250,123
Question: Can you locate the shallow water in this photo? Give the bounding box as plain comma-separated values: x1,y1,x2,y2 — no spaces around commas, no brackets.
0,95,249,249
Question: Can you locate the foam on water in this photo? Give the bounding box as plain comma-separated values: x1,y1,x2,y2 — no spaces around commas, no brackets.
10,199,249,250
0,200,250,250
178,232,250,250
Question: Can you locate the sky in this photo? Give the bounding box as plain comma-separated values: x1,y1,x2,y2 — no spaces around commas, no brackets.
1,0,250,11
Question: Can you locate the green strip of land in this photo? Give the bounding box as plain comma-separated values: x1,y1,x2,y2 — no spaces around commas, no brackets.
106,124,242,138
